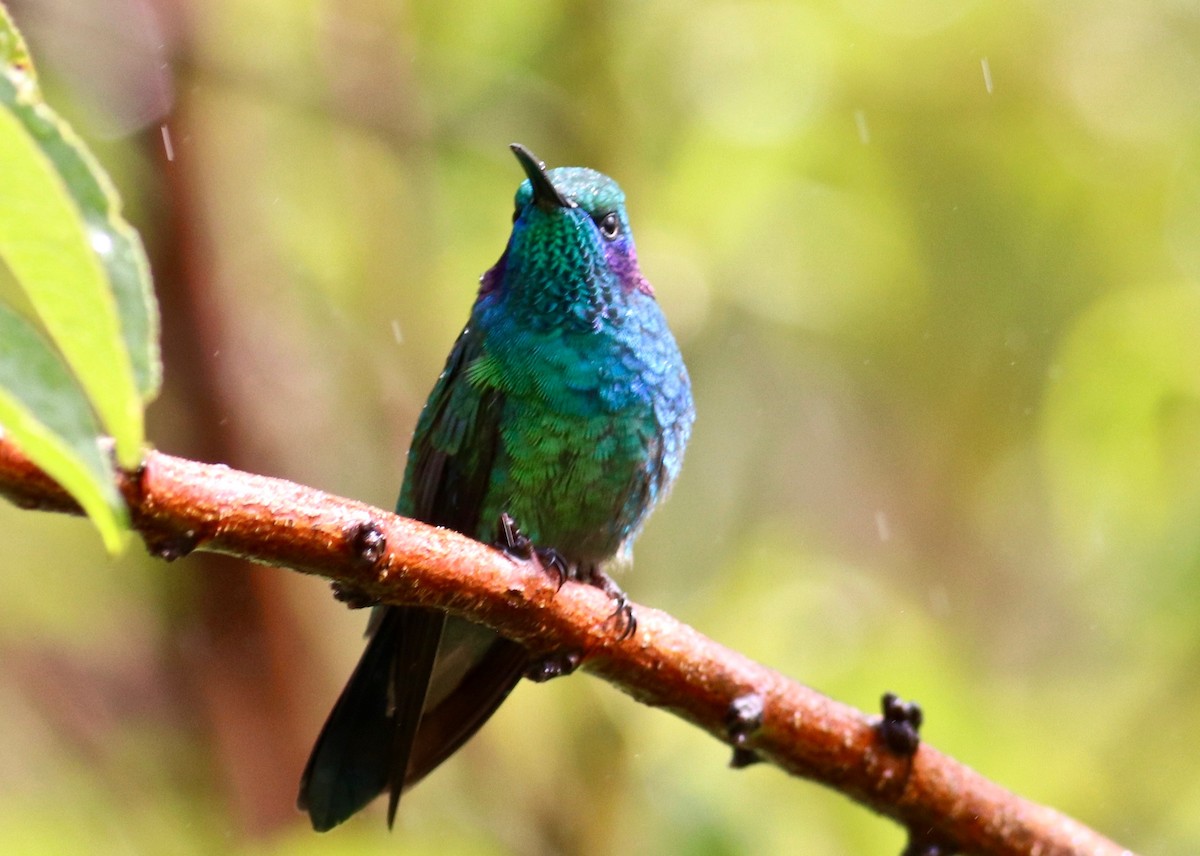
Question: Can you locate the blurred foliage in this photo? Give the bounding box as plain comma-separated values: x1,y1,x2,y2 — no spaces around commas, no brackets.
1,0,1199,853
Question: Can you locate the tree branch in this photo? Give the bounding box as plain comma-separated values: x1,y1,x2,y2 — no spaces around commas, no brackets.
0,434,1133,856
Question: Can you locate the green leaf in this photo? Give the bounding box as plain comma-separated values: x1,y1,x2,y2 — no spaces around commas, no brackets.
0,301,125,551
0,6,160,469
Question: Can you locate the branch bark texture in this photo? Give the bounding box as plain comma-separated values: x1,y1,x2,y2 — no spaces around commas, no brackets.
0,434,1134,856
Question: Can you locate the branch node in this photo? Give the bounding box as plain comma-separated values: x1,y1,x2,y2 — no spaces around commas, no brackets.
726,692,765,768
330,580,379,609
144,528,201,562
879,691,924,757
346,518,387,568
524,649,583,683
901,829,957,856
729,747,763,769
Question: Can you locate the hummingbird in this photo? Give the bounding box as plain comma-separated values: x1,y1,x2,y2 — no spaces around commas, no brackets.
297,144,695,831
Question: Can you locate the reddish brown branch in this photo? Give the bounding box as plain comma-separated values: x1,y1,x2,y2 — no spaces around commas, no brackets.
0,434,1133,856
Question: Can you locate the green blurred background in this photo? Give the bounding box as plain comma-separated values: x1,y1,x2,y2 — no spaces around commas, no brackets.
3,0,1199,853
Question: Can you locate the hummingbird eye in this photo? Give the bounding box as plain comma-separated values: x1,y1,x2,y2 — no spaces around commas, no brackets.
512,207,521,223
598,212,620,240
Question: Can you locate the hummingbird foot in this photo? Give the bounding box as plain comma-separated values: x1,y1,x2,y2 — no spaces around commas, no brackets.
494,515,635,638
878,691,924,756
578,564,637,642
496,512,532,558
494,512,570,589
530,546,570,590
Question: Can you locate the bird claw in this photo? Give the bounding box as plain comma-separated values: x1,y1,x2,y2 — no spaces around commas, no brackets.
495,513,570,589
610,594,637,641
534,547,569,591
581,566,637,641
496,512,533,560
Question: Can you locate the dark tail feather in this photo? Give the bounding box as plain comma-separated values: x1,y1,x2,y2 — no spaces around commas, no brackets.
384,608,445,827
298,607,444,832
404,628,528,786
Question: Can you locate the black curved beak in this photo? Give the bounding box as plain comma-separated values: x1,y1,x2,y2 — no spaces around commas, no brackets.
510,143,572,210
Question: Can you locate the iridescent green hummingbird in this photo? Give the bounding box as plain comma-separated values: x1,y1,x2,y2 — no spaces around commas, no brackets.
298,144,694,830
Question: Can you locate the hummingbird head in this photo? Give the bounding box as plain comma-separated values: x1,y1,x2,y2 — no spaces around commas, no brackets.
480,144,652,330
